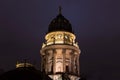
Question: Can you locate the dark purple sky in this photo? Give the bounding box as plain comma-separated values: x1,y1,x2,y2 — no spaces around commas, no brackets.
0,0,120,80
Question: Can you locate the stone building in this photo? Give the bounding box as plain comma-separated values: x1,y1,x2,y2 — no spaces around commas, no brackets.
40,7,81,80
0,8,85,80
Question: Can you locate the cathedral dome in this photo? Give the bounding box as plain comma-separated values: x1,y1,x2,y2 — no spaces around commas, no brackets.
0,67,52,80
48,12,73,33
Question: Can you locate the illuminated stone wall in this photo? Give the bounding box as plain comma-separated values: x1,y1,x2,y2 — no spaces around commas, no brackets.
40,31,81,80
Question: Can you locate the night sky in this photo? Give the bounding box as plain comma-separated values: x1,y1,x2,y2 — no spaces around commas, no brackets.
0,0,120,80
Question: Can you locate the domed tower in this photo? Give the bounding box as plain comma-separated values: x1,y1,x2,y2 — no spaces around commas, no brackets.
40,7,81,80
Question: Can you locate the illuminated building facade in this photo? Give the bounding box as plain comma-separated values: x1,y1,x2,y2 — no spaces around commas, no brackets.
0,7,86,80
40,7,81,80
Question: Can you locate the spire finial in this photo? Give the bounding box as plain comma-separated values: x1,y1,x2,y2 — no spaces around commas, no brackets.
59,6,62,14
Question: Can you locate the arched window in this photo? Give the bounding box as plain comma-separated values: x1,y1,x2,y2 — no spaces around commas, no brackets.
66,66,69,72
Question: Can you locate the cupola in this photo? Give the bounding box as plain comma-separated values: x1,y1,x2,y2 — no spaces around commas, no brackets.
48,7,73,33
